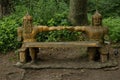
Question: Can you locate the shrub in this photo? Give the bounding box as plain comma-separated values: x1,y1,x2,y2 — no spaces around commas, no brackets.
103,17,120,42
25,0,69,25
37,30,81,42
88,0,120,17
0,16,20,53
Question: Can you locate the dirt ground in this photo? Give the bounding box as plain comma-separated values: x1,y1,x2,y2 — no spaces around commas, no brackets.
0,46,120,80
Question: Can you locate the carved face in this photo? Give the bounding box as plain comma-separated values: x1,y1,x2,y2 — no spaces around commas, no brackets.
23,14,33,27
23,19,32,27
92,17,102,26
92,11,102,26
23,18,33,33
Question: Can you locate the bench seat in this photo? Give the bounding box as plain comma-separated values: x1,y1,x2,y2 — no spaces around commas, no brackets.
23,41,101,48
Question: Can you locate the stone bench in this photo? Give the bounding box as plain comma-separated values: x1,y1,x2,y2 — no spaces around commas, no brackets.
17,12,109,64
18,41,103,63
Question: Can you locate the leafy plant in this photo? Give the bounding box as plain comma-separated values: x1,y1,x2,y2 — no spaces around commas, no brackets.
0,17,20,53
88,0,120,17
103,17,120,42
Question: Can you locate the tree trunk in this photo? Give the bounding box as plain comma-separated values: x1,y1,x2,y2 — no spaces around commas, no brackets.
68,0,88,26
0,0,14,18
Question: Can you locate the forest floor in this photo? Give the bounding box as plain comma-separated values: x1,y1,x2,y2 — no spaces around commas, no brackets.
0,44,120,80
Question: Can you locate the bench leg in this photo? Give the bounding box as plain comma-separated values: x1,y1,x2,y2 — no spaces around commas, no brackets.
19,51,26,63
88,47,96,61
29,48,36,63
99,46,108,63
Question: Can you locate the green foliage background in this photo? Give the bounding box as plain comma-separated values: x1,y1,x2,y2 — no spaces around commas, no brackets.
0,0,120,53
88,0,120,17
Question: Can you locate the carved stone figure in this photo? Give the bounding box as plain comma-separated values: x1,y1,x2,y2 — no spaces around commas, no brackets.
72,11,109,62
17,13,65,63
